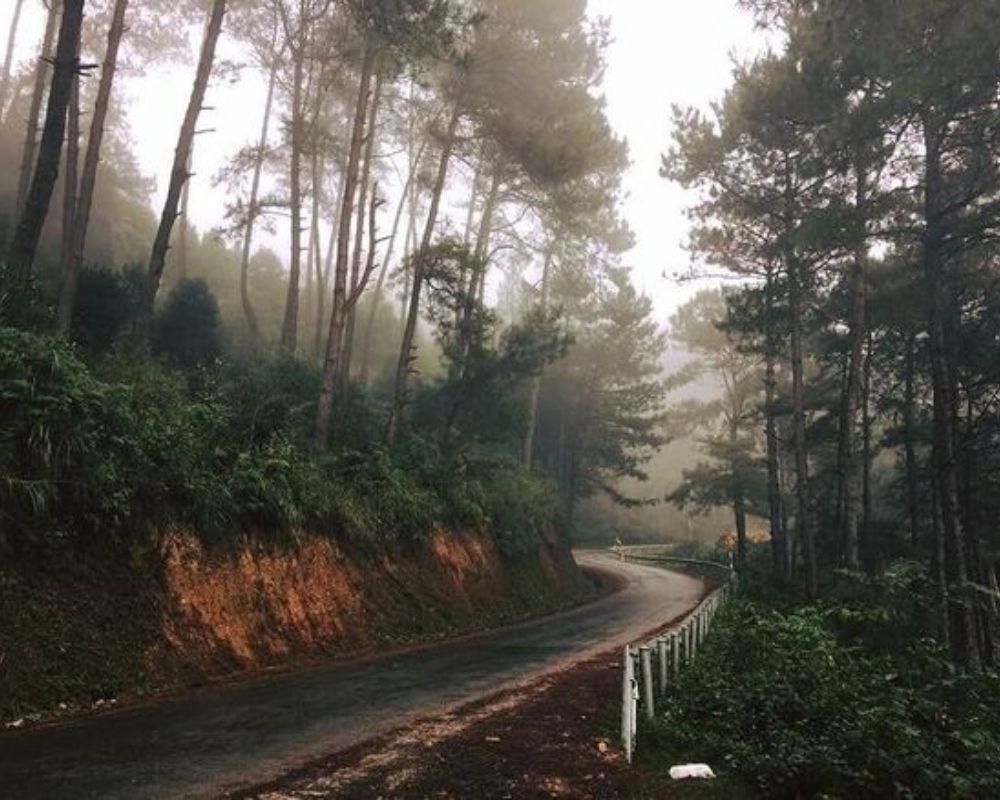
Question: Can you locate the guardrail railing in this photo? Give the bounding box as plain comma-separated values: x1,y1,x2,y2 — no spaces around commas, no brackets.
614,547,736,763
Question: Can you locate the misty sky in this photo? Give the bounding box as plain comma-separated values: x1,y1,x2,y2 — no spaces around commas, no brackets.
0,1,767,321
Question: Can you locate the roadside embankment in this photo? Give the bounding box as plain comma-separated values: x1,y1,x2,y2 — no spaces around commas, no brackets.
0,528,591,723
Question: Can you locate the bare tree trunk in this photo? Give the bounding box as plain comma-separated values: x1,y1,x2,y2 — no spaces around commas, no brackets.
733,481,748,573
961,392,994,665
237,43,278,346
313,40,375,449
783,158,817,599
401,157,420,323
143,0,227,331
789,267,816,597
931,474,951,647
456,158,482,315
903,331,920,547
522,246,552,467
0,0,26,126
462,160,481,246
837,167,868,568
60,37,80,278
861,327,873,568
449,166,501,394
764,263,787,577
57,0,129,336
303,164,317,341
307,149,324,345
341,68,383,387
923,118,980,670
7,0,83,284
176,154,191,282
14,2,58,218
985,564,1000,666
780,420,795,571
279,32,307,353
384,100,462,446
358,130,430,385
315,163,345,360
471,170,500,291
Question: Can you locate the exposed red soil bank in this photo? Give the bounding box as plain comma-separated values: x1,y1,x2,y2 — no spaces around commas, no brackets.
0,529,590,722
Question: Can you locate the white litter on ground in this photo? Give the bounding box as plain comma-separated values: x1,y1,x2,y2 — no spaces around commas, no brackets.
669,763,716,780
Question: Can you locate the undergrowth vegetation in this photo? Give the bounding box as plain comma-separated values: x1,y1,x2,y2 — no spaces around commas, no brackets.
644,558,1000,798
0,324,558,556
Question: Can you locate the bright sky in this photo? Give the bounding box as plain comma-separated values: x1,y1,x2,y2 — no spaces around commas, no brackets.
1,1,766,322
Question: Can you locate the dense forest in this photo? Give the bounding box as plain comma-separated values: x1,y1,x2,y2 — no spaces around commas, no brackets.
4,0,1000,797
642,1,1000,795
0,0,668,561
664,0,1000,668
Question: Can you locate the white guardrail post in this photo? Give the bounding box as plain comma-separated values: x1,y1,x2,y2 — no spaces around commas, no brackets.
622,645,638,762
616,547,737,765
640,645,655,720
657,636,669,693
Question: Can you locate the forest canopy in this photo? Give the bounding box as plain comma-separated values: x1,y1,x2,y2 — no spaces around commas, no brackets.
0,0,667,557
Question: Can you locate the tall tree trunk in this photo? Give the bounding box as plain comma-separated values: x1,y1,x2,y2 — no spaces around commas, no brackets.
341,68,383,387
471,169,501,295
733,479,748,574
837,165,868,569
780,419,795,571
456,158,482,314
60,37,80,278
237,44,278,346
384,100,462,446
789,264,816,597
144,0,227,331
57,0,129,336
931,474,951,647
522,246,552,467
315,162,345,360
306,147,324,349
313,40,375,449
303,160,317,341
961,391,994,665
359,130,430,385
279,34,307,353
903,331,920,548
176,154,191,281
783,158,817,599
401,157,420,323
861,327,873,569
451,166,501,391
462,160,481,246
0,0,26,126
764,262,787,576
7,0,83,284
14,2,58,218
923,117,980,670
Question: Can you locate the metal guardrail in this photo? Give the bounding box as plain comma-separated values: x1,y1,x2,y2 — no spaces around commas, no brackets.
614,546,737,763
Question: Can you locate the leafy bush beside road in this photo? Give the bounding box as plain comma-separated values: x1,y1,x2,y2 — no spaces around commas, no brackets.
0,326,560,555
644,566,1000,798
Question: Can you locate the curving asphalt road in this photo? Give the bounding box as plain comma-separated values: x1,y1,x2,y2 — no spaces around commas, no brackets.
0,552,704,800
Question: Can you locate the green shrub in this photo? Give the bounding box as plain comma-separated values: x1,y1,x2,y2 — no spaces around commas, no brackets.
647,595,1000,798
0,328,136,541
71,267,139,353
152,279,222,368
0,326,559,557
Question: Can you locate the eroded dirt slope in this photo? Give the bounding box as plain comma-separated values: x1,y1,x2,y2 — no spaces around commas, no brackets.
0,529,590,722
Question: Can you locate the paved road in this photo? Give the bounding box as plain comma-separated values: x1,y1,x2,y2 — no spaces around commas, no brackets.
0,552,704,800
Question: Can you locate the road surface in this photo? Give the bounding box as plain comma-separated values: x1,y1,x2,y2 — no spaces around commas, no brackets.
0,552,704,799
